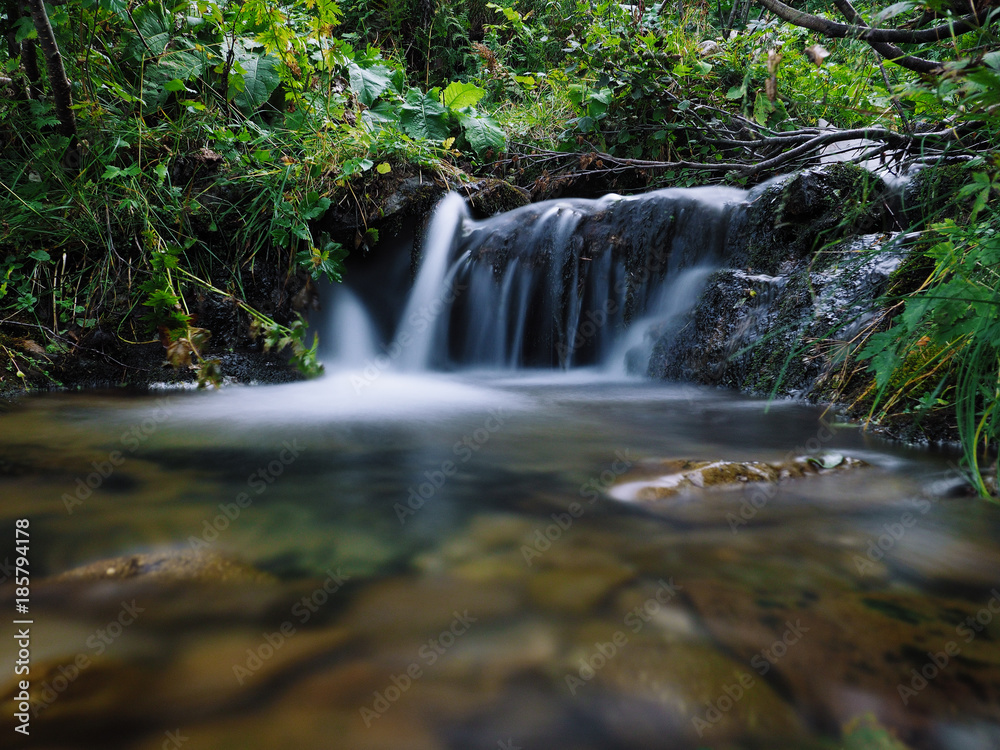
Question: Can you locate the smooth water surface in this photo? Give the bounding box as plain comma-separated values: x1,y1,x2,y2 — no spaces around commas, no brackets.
3,373,1000,750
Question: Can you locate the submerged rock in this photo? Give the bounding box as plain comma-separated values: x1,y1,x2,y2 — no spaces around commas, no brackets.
50,550,273,584
564,626,808,745
609,454,867,502
683,573,1000,747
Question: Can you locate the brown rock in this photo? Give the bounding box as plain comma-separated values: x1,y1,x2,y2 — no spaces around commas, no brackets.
51,550,273,585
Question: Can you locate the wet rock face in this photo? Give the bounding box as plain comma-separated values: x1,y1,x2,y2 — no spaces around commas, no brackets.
645,163,909,400
649,230,906,399
729,163,893,275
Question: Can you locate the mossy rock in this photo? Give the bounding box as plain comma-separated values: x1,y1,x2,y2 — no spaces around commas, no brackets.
733,163,889,274
900,160,977,226
609,454,866,502
50,550,273,584
462,178,531,217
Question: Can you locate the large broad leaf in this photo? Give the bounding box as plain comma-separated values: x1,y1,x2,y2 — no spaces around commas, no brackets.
361,101,402,130
457,110,506,156
233,42,282,112
130,2,171,57
400,89,451,142
348,63,394,107
157,41,208,83
442,81,485,110
139,39,208,112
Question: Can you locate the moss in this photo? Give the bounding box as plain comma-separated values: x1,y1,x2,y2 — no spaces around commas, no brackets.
901,161,977,227
463,178,531,217
739,164,889,274
885,246,935,299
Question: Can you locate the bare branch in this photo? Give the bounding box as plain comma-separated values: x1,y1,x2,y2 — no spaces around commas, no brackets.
831,0,948,75
754,0,992,44
499,126,971,188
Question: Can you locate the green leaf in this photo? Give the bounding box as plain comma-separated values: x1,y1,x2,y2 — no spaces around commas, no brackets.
442,81,486,110
752,93,774,125
871,1,918,24
587,87,613,118
101,165,142,180
457,111,506,156
233,48,281,111
130,2,171,56
361,101,401,130
376,162,392,174
870,348,900,391
399,89,451,142
339,158,374,178
301,196,331,220
28,250,50,262
164,78,188,92
13,16,36,43
348,63,394,107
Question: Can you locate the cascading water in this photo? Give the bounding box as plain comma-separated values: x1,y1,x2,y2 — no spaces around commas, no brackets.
392,192,468,371
322,286,380,368
330,185,750,374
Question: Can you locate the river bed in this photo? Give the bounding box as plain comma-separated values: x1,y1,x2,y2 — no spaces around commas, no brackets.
2,372,1000,749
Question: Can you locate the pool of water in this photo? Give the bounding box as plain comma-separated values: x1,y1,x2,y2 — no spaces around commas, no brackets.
2,372,1000,749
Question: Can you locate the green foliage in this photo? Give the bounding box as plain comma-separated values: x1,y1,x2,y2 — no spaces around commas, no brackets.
261,315,324,378
297,237,349,283
860,165,1000,497
345,54,506,157
0,0,514,388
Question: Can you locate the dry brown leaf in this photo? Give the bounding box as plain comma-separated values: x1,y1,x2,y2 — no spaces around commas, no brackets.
804,44,830,66
766,49,784,75
165,338,193,368
765,77,778,102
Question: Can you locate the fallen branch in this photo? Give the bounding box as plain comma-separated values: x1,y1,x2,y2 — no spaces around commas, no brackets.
499,125,971,187
754,0,993,44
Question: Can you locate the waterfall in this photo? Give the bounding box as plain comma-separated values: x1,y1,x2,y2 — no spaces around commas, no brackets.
392,192,468,371
330,185,749,375
323,287,380,369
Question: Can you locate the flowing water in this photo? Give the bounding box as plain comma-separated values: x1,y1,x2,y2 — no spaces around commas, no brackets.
3,191,1000,750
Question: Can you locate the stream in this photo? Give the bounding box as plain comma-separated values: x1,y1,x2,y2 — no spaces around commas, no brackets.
3,189,1000,749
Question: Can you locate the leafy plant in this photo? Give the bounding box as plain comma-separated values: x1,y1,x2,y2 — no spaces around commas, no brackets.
346,54,506,158
860,168,1000,498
